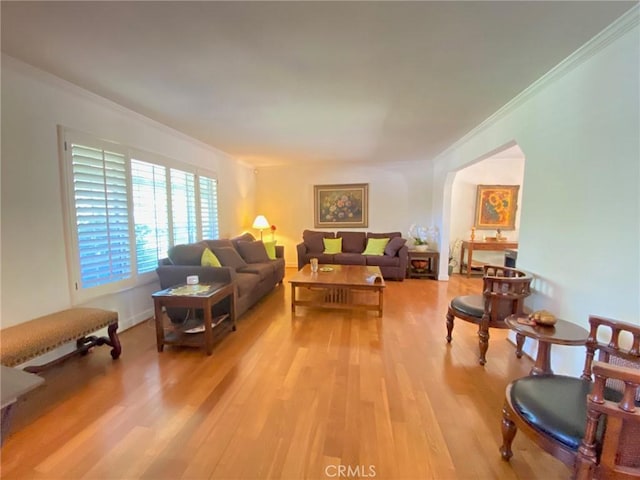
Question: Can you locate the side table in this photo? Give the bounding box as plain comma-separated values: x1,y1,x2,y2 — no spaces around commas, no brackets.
407,249,439,279
152,282,236,355
505,314,589,375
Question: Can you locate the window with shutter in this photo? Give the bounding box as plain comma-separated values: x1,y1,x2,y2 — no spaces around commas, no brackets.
70,143,132,289
61,128,221,302
170,168,197,246
199,175,219,240
131,159,169,274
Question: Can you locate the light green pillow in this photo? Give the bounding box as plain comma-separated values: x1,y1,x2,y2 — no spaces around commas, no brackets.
323,237,342,254
263,240,277,260
201,247,222,267
363,237,390,256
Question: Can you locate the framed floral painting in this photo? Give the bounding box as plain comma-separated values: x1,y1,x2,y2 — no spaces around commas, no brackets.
474,184,520,230
314,183,368,228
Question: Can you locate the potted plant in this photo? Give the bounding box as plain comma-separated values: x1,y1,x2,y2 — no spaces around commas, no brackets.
408,224,429,251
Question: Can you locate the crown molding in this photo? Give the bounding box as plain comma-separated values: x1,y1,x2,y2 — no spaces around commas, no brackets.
434,4,639,164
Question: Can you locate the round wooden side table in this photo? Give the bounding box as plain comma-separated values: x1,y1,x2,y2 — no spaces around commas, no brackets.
505,314,589,376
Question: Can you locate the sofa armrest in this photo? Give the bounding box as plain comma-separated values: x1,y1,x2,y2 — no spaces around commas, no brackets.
155,265,236,289
296,242,307,270
397,245,409,272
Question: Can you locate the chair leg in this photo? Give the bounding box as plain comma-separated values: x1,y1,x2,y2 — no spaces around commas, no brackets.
478,314,490,365
500,402,517,461
446,309,454,343
515,333,525,358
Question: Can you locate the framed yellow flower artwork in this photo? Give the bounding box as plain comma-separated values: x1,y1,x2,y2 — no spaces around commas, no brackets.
314,183,368,228
474,184,520,230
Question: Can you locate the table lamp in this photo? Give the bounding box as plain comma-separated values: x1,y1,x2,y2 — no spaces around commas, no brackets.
252,215,270,240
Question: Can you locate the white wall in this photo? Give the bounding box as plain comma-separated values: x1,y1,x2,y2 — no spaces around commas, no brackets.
450,155,525,265
435,12,639,374
1,55,255,330
255,161,435,267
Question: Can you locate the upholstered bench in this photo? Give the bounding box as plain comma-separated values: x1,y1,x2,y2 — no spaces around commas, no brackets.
0,308,121,373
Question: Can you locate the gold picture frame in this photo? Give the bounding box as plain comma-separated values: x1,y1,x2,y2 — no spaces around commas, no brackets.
474,184,519,230
314,183,368,228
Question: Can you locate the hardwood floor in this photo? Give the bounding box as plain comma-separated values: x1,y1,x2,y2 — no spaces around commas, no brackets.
1,269,570,479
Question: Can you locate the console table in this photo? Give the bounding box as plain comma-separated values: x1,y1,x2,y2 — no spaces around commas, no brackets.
459,239,518,277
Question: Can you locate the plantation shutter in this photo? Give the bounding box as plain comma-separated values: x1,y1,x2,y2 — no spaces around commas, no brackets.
131,159,169,274
170,168,197,245
199,175,219,239
70,143,131,288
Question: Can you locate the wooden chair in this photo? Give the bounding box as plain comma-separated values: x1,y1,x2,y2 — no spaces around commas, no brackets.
446,265,532,365
500,315,640,479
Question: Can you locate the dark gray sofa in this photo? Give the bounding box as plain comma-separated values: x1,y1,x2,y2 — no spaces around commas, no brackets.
296,230,408,281
156,233,284,322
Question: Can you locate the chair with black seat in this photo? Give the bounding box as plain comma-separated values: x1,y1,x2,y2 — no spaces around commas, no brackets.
446,264,532,365
500,315,640,479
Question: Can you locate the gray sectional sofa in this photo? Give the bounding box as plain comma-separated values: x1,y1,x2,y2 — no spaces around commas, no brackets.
156,233,284,322
296,230,408,281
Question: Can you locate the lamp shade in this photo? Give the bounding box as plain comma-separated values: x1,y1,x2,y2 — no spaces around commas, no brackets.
252,215,270,229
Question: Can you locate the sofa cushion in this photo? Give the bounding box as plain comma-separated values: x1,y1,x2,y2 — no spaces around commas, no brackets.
238,263,273,281
263,240,277,260
363,237,389,256
203,239,234,251
212,246,248,271
305,253,335,265
366,255,400,267
303,230,333,253
235,272,261,298
334,253,367,265
168,242,207,265
323,237,342,254
337,231,366,253
230,232,255,251
384,237,407,256
201,248,222,267
237,240,270,263
367,231,402,239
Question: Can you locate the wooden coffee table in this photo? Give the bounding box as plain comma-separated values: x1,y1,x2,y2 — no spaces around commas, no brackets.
289,264,386,317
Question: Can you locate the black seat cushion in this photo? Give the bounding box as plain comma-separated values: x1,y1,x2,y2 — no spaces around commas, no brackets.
450,295,484,318
510,375,628,451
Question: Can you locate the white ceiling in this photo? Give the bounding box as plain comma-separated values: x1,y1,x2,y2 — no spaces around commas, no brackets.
1,1,635,167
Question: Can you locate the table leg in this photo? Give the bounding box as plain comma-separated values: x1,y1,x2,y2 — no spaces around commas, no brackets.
203,301,214,356
291,284,296,312
378,288,383,317
229,290,237,332
153,299,165,353
459,246,465,275
531,340,553,376
466,246,473,278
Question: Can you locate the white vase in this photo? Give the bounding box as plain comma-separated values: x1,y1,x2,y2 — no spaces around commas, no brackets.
414,244,429,252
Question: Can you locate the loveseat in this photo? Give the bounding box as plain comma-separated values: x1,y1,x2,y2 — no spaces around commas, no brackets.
156,233,285,321
296,230,408,281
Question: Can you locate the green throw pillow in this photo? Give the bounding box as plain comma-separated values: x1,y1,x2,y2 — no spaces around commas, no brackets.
201,247,222,267
363,237,390,256
263,240,277,260
323,237,342,254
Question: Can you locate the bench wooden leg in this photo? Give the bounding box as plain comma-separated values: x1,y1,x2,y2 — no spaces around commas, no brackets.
106,323,122,359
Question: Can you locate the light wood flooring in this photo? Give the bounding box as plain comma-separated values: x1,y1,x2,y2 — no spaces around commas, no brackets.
1,270,570,479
